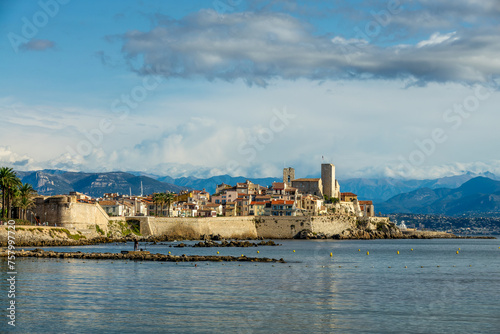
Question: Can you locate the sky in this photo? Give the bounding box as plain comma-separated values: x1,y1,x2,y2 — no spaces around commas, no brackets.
1,0,500,180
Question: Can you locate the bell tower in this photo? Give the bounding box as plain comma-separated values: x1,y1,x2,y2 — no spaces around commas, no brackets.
283,167,295,187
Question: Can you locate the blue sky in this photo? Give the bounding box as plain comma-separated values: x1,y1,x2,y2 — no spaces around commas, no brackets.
1,0,499,179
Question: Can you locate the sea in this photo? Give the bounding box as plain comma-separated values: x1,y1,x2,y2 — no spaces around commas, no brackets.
1,238,500,333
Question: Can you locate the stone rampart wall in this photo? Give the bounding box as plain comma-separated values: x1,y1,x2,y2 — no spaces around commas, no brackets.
138,215,358,239
33,200,110,230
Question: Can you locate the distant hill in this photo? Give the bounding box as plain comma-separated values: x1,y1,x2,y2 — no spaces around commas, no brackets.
377,177,500,216
339,172,497,202
15,170,185,197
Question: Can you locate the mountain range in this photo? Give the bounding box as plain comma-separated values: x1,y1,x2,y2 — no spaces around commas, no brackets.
16,170,186,197
377,177,500,216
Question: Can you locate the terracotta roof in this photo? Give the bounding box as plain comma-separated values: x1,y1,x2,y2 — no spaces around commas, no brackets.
359,200,373,205
272,200,295,205
250,201,267,205
99,200,119,206
341,192,357,196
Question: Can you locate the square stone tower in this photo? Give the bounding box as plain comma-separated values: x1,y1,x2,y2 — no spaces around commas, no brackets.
283,167,295,187
321,163,335,198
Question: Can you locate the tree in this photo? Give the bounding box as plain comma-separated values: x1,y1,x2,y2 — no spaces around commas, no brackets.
18,183,37,220
0,167,21,219
152,193,162,216
164,193,175,217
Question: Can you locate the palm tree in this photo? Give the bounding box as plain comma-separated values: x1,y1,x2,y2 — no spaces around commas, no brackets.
0,167,21,219
6,179,21,219
165,193,175,217
0,167,16,218
152,193,162,216
18,183,37,220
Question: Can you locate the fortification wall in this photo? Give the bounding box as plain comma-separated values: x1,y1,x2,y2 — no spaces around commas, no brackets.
310,215,356,235
138,215,357,239
136,217,258,239
254,216,311,239
33,198,110,230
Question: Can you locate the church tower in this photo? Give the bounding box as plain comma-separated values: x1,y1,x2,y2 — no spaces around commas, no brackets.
283,167,295,187
321,163,335,198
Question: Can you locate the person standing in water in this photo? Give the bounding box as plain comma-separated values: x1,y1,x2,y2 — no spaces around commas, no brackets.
134,239,139,251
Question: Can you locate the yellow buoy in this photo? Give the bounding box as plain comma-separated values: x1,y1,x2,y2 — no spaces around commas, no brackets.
366,251,369,255
330,252,333,257
241,254,244,257
257,251,259,254
456,251,459,254
397,251,399,254
216,251,219,254
293,250,295,253
358,249,361,252
458,248,461,250
168,251,171,254
411,249,413,251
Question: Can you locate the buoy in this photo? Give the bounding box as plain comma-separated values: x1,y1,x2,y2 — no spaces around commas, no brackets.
241,254,244,257
257,251,259,254
216,251,219,254
330,252,333,257
293,250,295,253
458,248,461,250
411,249,413,251
366,251,369,255
404,266,407,268
168,251,171,254
456,251,459,254
358,249,361,252
397,251,399,254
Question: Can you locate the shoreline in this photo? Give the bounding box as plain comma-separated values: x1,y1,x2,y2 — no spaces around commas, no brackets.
1,225,494,248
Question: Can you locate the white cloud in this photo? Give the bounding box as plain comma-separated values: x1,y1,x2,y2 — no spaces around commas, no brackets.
119,10,500,86
417,32,459,48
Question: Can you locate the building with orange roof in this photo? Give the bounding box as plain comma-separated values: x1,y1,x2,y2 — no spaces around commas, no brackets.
270,199,297,216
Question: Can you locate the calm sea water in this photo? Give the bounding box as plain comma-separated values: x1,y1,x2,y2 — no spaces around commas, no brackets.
1,239,500,333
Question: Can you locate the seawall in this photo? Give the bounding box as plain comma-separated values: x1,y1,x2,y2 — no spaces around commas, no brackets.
130,215,358,239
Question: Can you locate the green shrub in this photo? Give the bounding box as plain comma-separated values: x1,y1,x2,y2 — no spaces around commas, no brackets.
95,225,105,235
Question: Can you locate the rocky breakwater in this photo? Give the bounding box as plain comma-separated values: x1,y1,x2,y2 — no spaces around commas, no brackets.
0,248,286,263
192,240,280,247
